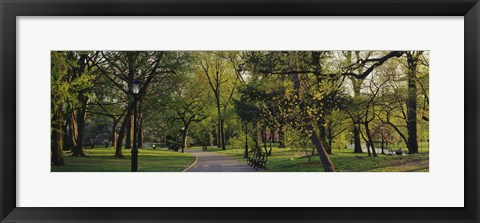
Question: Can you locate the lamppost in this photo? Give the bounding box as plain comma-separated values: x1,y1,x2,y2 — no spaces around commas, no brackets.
381,125,385,154
244,121,248,158
131,78,140,172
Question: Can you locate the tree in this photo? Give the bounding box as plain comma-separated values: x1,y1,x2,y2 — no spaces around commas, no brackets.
323,108,350,153
360,74,391,157
245,51,336,171
343,51,369,153
376,51,428,154
376,63,410,152
406,51,423,154
198,52,239,150
66,52,101,157
97,51,178,157
88,80,126,150
51,52,68,165
51,51,99,163
170,71,210,152
290,58,336,170
234,73,286,156
287,129,315,162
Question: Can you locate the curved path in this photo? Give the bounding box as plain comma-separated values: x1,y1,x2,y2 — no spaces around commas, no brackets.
185,150,254,172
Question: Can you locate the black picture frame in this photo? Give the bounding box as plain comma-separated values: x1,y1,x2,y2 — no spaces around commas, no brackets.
1,0,479,222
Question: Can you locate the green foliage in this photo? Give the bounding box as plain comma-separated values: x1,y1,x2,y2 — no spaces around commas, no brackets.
51,51,97,129
229,129,256,152
284,128,314,162
51,52,69,119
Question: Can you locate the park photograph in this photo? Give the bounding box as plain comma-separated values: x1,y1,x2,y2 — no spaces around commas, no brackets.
51,51,429,172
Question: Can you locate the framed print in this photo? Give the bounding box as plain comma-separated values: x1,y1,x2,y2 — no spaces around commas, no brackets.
1,0,479,222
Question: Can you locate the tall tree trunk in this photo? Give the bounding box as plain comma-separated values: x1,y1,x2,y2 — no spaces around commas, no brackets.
328,138,333,154
364,122,377,157
366,142,371,156
319,122,331,154
215,96,223,149
212,130,217,146
353,125,363,153
359,127,371,156
220,119,226,150
51,105,65,166
72,95,87,157
213,87,227,150
62,120,69,151
351,69,363,153
68,110,78,150
115,115,129,158
309,128,335,172
217,121,221,148
406,52,420,154
111,118,118,149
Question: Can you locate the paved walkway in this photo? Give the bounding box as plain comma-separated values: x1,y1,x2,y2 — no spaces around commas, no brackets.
185,150,254,172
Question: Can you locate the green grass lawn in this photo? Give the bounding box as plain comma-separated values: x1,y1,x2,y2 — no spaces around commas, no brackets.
195,146,429,172
51,147,196,172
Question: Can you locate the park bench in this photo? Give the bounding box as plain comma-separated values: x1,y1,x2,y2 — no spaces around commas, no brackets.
247,151,268,170
246,150,260,166
246,152,254,165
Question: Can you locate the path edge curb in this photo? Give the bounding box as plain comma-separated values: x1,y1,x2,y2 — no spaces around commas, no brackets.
182,151,198,172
